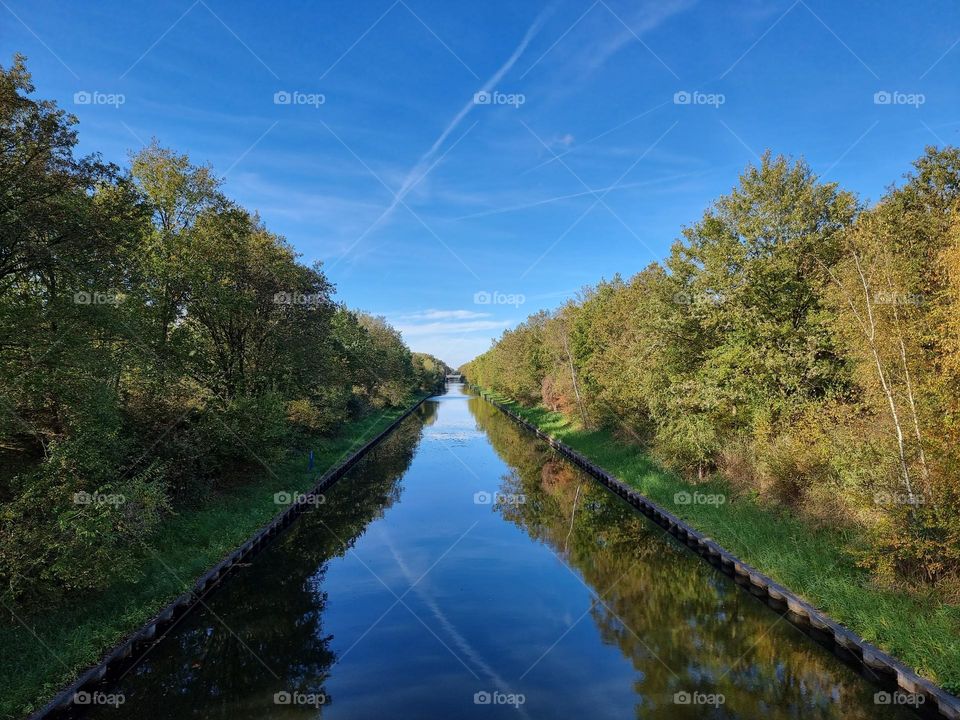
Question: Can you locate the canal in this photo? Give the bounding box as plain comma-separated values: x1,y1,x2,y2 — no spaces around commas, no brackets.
78,383,916,719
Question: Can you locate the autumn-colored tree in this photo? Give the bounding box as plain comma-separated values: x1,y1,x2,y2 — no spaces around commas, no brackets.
0,56,440,603
826,147,960,583
464,150,960,587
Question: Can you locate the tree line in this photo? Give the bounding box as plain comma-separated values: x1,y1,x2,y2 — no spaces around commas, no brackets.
463,146,960,588
0,55,450,604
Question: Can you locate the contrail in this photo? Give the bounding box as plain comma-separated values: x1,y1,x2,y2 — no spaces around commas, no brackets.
381,527,534,719
379,10,551,224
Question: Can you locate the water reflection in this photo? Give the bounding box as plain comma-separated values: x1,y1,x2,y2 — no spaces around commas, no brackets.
76,386,917,719
470,395,913,719
79,404,432,719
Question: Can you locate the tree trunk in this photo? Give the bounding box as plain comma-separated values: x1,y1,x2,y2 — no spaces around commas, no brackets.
562,331,588,429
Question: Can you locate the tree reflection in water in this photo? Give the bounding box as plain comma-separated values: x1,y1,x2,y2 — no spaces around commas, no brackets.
75,394,920,720
79,403,434,720
470,395,915,720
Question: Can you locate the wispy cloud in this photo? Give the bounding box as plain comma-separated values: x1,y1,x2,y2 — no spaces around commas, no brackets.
395,319,509,337
583,0,693,73
450,167,718,220
390,308,514,366
372,9,552,227
527,0,694,100
400,309,492,321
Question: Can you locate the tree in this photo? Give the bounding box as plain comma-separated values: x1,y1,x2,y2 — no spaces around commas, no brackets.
826,147,960,582
465,149,959,585
128,141,223,386
0,56,434,604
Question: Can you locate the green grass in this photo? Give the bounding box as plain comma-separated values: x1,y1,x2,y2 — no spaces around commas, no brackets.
0,398,425,720
478,388,960,695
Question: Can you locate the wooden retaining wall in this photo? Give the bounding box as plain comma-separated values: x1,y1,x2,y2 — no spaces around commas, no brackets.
27,396,430,720
478,390,960,720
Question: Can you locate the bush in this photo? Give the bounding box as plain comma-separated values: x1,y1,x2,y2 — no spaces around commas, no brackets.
755,432,830,508
716,435,758,496
193,393,290,469
286,385,352,435
864,495,960,587
0,441,169,604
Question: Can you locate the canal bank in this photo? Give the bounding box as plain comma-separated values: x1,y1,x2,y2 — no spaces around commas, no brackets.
8,396,431,720
62,384,940,719
472,384,960,719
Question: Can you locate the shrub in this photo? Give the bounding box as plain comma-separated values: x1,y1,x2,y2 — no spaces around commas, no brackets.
0,442,169,604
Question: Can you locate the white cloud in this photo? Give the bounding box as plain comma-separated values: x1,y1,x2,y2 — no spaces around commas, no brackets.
395,319,509,337
583,0,694,72
390,308,515,367
400,309,491,321
407,334,495,369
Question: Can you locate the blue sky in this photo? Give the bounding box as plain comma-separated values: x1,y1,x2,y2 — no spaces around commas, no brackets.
4,0,959,366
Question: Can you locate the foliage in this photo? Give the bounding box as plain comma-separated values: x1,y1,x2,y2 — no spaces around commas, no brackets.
464,150,960,587
0,56,450,604
411,351,453,393
473,390,960,693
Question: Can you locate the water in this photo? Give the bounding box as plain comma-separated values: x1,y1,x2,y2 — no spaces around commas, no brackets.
78,384,916,719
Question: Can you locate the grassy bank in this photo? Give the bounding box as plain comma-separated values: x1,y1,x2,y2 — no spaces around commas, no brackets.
476,388,960,694
0,397,426,719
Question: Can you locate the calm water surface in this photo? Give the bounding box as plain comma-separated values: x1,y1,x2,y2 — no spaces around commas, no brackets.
79,384,917,719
